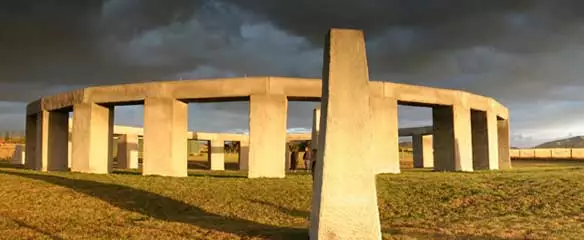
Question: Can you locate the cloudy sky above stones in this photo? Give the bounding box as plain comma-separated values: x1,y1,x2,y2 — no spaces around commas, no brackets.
2,0,584,147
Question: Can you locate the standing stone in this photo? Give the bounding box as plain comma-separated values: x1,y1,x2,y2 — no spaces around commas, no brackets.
117,134,139,169
238,140,249,170
143,97,188,177
413,134,434,168
248,94,287,178
210,140,225,170
497,118,511,169
71,103,114,174
371,96,400,174
310,29,381,239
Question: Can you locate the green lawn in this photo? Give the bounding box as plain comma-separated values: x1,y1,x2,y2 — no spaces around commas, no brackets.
0,160,583,239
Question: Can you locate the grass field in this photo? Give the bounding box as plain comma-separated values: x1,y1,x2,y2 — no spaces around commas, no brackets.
0,159,583,239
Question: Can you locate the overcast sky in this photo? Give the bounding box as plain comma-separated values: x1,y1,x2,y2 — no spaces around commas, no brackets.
2,0,584,147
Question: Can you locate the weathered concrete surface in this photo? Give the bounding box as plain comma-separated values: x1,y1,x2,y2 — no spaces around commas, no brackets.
143,98,188,177
471,110,499,170
30,77,509,122
248,94,287,178
44,110,69,171
413,135,434,168
497,119,512,169
210,140,225,170
26,111,69,171
71,103,114,174
371,97,400,174
433,104,473,172
117,134,139,169
239,140,249,170
310,29,381,240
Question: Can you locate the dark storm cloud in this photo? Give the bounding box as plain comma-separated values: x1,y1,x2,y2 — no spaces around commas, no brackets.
2,0,584,145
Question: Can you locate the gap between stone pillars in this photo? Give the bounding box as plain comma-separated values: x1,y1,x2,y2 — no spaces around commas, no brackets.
248,94,288,178
471,110,499,170
143,97,188,177
371,96,400,174
432,104,473,172
310,29,382,239
210,140,225,171
71,103,114,174
117,134,139,169
497,118,512,169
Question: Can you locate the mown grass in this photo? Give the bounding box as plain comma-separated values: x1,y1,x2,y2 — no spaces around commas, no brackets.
0,160,583,239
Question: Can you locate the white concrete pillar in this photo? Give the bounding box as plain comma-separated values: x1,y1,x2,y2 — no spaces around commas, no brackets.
371,97,400,174
71,103,114,174
117,134,139,169
67,140,72,168
238,140,249,170
210,140,225,171
498,118,511,169
143,98,188,177
248,94,287,178
310,29,381,239
11,145,25,165
432,104,473,171
310,107,320,150
471,110,499,170
413,134,434,168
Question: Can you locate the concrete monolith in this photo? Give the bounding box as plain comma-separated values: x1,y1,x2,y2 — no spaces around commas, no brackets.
71,103,114,174
143,97,188,177
117,134,139,169
248,94,287,178
210,140,225,170
310,28,382,239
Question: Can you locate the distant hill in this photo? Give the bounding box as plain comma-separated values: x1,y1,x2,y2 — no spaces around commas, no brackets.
535,136,584,148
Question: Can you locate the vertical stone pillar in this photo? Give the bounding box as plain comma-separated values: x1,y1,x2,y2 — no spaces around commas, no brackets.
210,140,225,171
471,110,499,170
238,140,249,170
24,114,38,170
497,118,511,169
143,98,188,177
11,145,25,165
71,103,114,174
310,107,321,150
432,104,473,171
413,135,434,168
26,110,69,172
117,134,139,169
310,29,381,239
371,97,399,174
248,94,287,178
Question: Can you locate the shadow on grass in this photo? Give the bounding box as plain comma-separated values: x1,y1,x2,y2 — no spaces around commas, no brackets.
0,170,307,239
247,199,309,219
